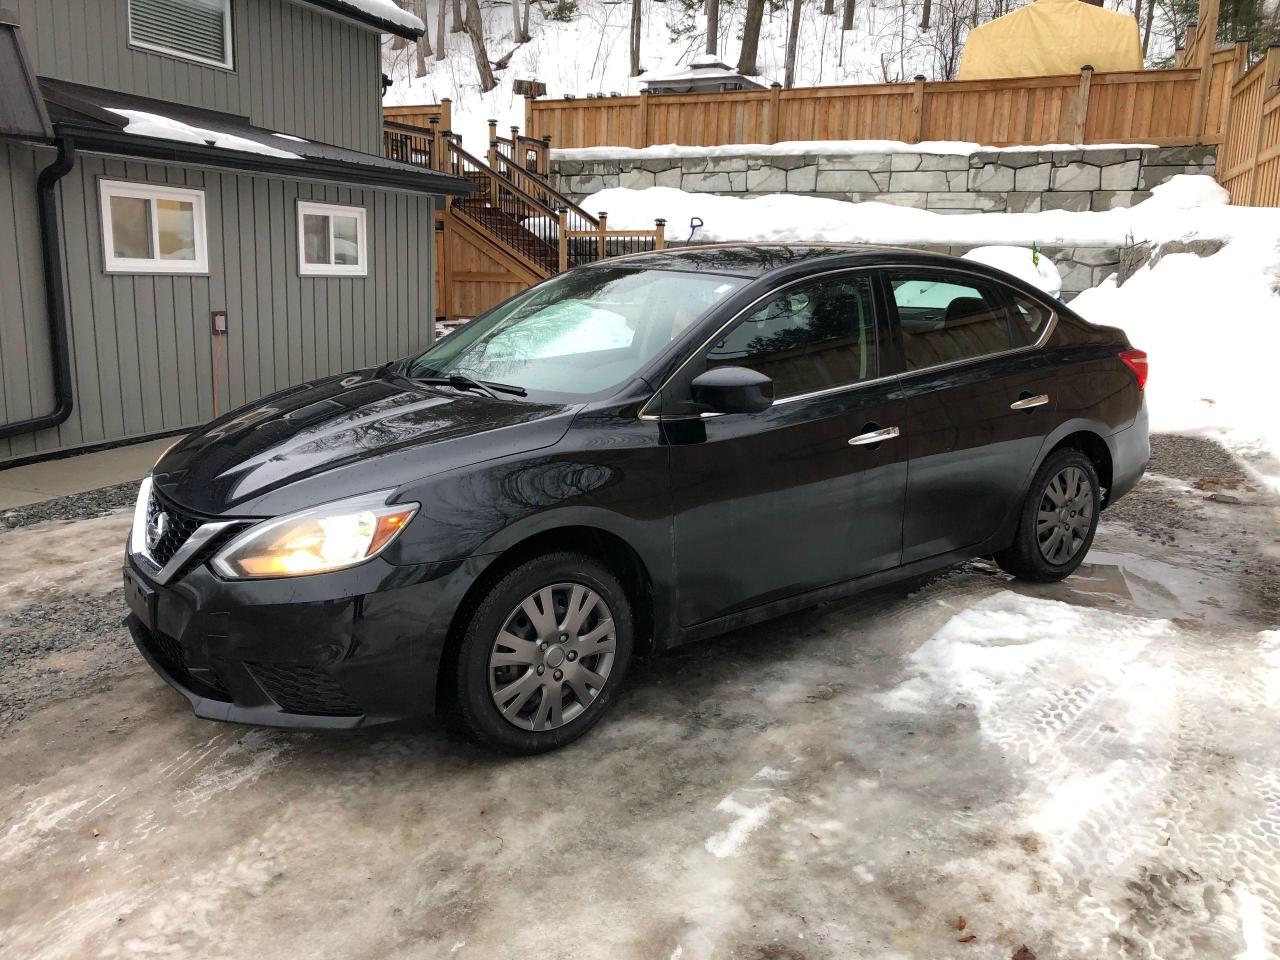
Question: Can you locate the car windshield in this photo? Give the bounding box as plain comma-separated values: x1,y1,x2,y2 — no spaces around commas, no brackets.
407,267,745,398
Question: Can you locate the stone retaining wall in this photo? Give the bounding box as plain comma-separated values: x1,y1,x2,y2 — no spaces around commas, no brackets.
552,145,1217,214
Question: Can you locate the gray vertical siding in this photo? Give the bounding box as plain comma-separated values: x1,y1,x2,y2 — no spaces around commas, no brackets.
13,0,382,153
0,144,56,461
0,150,436,465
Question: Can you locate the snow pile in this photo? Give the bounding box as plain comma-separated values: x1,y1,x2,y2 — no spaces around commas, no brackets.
1072,231,1280,468
108,110,299,160
583,175,1270,248
963,245,1061,297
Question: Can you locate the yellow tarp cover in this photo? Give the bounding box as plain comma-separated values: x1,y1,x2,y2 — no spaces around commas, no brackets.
957,0,1143,80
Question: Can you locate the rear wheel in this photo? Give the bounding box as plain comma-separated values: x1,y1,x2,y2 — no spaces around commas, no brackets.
453,552,633,754
995,447,1100,582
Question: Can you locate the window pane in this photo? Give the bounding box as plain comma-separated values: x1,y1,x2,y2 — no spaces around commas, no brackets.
1008,295,1052,347
707,275,876,398
331,215,360,265
109,195,151,259
155,198,196,260
303,214,330,265
890,274,1012,371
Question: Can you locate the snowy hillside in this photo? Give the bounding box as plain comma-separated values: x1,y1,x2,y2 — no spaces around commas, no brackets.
383,0,1175,153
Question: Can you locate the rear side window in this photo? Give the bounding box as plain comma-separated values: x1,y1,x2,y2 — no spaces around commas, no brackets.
1007,293,1054,347
889,273,1013,371
706,274,878,399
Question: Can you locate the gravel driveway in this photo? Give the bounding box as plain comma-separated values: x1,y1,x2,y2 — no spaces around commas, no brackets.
1,436,1278,960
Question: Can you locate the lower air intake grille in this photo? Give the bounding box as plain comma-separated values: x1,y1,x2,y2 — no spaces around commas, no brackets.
138,626,231,701
247,662,362,717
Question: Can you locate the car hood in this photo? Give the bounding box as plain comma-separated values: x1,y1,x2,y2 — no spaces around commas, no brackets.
153,371,575,515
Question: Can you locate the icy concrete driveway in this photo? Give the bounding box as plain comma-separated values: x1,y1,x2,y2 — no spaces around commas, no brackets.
2,437,1278,960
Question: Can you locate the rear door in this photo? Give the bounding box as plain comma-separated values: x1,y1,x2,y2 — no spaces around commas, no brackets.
660,270,909,626
884,269,1059,564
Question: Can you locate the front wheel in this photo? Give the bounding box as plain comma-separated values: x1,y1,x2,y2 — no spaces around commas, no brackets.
995,448,1100,582
453,552,633,754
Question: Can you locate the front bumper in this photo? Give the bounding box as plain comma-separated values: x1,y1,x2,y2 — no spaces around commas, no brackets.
124,550,486,729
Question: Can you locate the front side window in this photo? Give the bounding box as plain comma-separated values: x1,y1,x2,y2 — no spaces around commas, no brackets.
99,180,208,274
889,272,1012,371
129,0,233,68
298,202,368,277
409,267,745,398
706,274,878,399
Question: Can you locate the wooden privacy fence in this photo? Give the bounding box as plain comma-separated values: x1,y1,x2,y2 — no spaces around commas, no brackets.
527,57,1244,151
1216,47,1280,206
383,99,451,132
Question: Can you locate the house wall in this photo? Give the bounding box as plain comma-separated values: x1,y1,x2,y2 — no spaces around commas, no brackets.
11,0,383,153
0,148,436,464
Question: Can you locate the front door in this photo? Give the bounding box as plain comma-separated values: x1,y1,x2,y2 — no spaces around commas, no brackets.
661,271,908,626
884,269,1059,564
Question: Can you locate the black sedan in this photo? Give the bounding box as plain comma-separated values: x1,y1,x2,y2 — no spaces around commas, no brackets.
123,245,1149,753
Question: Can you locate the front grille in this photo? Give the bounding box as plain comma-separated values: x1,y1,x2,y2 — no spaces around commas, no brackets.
146,489,204,568
247,662,363,717
137,624,231,701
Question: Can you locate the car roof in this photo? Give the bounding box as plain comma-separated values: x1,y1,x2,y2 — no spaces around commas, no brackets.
588,243,973,279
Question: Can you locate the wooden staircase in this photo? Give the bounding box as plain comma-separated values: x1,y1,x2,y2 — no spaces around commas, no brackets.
383,116,667,325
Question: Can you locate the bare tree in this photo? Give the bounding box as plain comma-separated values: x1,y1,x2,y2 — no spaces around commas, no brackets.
738,0,766,72
630,0,644,75
391,0,410,48
452,0,465,32
512,0,530,42
1142,0,1156,54
415,0,432,73
464,0,498,90
921,0,932,28
436,0,448,59
784,0,803,86
841,0,855,30
522,0,532,43
706,0,720,54
823,0,835,15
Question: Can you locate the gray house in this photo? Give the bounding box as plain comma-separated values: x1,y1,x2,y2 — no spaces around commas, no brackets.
0,0,468,465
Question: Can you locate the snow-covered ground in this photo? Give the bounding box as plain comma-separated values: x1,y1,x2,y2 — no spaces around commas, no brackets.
584,175,1280,477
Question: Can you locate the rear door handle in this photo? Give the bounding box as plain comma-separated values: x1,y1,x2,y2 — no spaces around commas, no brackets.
1010,394,1050,410
849,426,900,446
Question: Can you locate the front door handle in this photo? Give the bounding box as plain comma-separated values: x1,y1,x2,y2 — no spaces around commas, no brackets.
849,426,900,446
1010,394,1050,410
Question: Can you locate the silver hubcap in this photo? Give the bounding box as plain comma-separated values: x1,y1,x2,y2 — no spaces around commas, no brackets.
488,582,617,732
1037,465,1094,565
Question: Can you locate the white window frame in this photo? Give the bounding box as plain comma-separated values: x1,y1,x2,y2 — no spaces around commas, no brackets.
127,0,235,70
297,201,369,278
99,180,210,275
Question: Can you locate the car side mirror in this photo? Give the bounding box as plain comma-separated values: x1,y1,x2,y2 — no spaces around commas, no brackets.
690,366,774,415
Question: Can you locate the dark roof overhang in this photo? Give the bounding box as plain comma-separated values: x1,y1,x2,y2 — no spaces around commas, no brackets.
0,8,53,142
40,78,471,197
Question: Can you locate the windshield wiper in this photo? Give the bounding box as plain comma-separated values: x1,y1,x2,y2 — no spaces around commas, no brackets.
413,373,527,398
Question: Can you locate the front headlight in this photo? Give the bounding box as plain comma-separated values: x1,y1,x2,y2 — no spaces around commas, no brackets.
210,490,418,579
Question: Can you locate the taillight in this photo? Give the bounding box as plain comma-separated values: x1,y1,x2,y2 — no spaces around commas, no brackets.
1119,348,1148,390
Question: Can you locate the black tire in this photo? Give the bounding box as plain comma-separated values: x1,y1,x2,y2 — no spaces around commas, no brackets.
453,552,633,754
995,447,1100,583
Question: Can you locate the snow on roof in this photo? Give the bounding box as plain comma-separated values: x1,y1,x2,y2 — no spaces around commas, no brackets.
306,0,424,37
642,61,749,84
107,109,300,159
